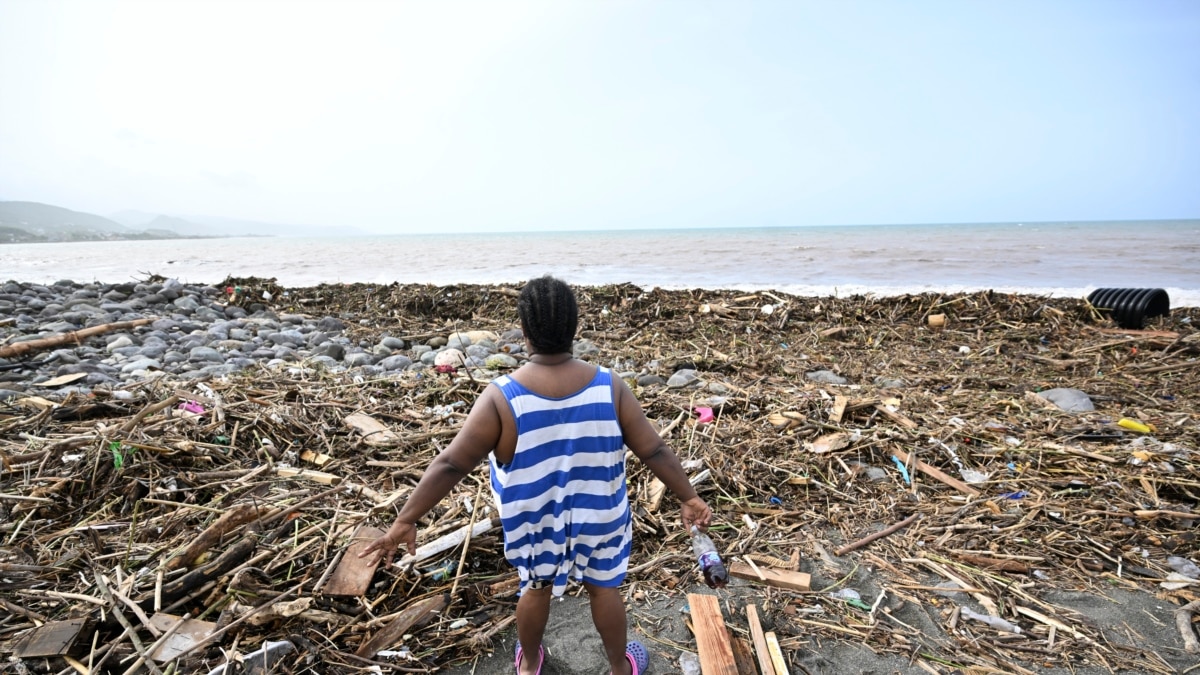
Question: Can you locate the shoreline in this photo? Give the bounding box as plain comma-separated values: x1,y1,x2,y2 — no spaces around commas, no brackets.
5,274,1200,308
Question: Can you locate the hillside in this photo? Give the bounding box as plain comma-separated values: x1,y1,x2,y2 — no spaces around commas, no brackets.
0,201,182,243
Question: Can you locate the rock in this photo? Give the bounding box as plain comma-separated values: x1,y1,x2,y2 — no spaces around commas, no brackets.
318,316,346,332
107,336,134,352
40,321,76,333
1036,388,1094,412
380,336,406,350
465,344,494,360
316,342,346,361
447,333,472,351
427,336,448,348
121,358,162,373
379,355,413,371
189,346,226,363
344,352,373,368
173,296,200,313
485,354,519,369
637,374,665,387
434,349,466,367
573,340,600,359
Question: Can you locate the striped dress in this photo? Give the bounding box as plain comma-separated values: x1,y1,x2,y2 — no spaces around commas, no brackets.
489,366,632,596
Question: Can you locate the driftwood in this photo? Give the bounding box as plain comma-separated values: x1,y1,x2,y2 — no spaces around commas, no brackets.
356,594,447,659
1176,600,1200,654
0,318,152,358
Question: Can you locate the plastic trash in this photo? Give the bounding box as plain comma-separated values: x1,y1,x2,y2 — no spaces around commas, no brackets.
959,607,1021,634
693,406,715,424
679,651,701,675
891,456,911,485
206,640,296,675
690,525,728,588
1118,418,1154,434
1086,288,1170,329
1168,556,1200,579
1036,388,1095,412
828,588,861,601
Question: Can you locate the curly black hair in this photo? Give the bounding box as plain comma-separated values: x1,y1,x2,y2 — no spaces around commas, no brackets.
517,275,578,354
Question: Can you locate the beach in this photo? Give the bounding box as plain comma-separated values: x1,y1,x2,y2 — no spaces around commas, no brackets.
1,278,1199,674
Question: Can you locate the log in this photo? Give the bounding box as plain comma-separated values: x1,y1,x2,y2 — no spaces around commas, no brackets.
356,594,447,659
687,593,738,675
158,534,258,604
0,318,153,359
166,503,262,571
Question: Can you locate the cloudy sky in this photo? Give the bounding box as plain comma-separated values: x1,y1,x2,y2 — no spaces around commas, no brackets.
1,0,1197,234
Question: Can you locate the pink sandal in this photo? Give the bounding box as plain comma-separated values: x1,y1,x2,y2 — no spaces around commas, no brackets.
514,642,544,675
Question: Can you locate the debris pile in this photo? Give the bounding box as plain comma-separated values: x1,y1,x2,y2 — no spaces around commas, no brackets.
2,283,1198,673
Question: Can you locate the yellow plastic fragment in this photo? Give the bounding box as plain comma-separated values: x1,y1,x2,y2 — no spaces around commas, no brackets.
1117,418,1154,434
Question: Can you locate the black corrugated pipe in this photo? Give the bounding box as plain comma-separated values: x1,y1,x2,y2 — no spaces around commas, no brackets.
1086,288,1170,329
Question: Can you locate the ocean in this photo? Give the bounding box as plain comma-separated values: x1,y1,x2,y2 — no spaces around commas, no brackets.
3,219,1198,306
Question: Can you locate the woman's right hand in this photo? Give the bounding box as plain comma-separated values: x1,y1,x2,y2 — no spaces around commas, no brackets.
359,520,417,567
681,496,712,531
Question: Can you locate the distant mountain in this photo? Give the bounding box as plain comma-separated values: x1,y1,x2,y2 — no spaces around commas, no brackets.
0,201,170,243
110,210,365,238
0,200,363,244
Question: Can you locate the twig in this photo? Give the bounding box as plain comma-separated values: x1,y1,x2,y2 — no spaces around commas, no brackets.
836,513,919,556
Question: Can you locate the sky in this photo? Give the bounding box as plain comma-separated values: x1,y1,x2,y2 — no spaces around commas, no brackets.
0,0,1197,235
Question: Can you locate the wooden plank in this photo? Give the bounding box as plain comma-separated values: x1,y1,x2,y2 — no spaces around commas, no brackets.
765,632,790,675
728,562,811,592
745,605,776,675
731,636,757,675
12,619,88,658
687,593,738,675
645,477,667,513
891,448,981,497
829,395,848,424
323,527,385,596
356,594,447,659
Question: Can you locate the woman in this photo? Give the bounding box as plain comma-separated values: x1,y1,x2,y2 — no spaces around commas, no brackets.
361,275,712,675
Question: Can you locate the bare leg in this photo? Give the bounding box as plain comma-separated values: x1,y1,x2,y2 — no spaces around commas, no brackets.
516,585,552,675
585,583,631,675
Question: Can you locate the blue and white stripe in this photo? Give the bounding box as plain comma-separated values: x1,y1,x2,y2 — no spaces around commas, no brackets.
489,366,632,596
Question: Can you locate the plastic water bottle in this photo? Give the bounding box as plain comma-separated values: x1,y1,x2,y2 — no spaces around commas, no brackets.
690,525,728,588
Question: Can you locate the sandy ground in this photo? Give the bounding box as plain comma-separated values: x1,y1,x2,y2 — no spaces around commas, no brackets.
442,572,1197,675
